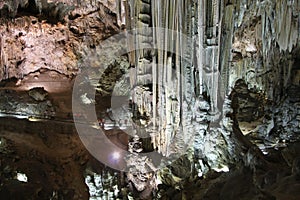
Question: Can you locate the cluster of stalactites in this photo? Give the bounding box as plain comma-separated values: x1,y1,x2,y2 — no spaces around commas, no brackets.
124,0,224,155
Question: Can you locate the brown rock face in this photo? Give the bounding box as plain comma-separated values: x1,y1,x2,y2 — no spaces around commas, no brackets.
0,1,123,199
0,0,119,81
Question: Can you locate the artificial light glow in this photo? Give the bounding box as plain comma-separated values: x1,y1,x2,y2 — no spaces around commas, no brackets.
262,151,269,155
112,152,120,160
0,113,28,119
16,173,28,182
91,123,100,129
28,117,43,122
212,164,230,173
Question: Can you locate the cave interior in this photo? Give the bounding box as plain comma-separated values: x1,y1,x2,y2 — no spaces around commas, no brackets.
0,0,300,199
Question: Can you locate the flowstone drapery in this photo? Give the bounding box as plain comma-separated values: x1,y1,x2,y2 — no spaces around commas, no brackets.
121,0,300,198
122,1,235,197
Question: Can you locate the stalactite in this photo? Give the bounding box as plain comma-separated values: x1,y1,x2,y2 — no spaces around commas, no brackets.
219,3,234,94
0,34,7,79
126,0,225,157
125,1,267,196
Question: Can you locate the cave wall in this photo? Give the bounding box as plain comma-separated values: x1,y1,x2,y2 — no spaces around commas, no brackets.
125,0,300,197
227,0,300,101
0,0,120,81
0,0,300,199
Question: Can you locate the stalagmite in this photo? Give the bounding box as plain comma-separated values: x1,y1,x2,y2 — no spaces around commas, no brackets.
0,34,4,77
126,0,225,161
1,0,300,199
117,0,300,198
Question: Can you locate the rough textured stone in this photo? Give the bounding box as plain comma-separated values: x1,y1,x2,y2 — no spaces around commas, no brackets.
1,0,300,199
28,87,48,101
0,0,119,81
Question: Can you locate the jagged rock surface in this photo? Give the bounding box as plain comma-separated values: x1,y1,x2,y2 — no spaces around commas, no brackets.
124,0,300,199
0,0,300,199
0,0,119,81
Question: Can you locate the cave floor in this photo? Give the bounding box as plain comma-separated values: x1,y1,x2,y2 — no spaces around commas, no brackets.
0,71,129,199
0,71,300,199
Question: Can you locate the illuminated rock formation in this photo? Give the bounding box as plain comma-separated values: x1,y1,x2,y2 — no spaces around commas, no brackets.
0,0,300,199
123,0,300,198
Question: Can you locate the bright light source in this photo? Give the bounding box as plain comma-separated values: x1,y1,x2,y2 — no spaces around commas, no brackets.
91,123,100,129
212,164,229,173
28,117,43,122
16,173,28,182
112,152,120,160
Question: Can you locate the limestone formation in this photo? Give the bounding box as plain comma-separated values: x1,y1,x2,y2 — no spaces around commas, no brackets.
0,0,300,199
123,0,300,198
28,87,48,101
